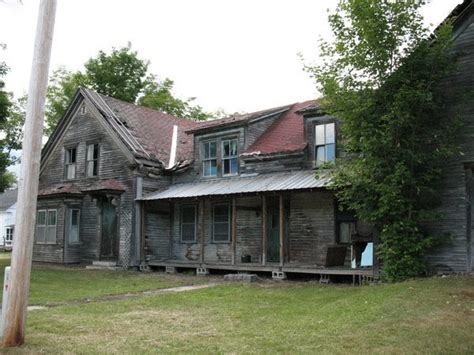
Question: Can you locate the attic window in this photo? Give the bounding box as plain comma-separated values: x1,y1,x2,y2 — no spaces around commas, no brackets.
65,147,77,180
314,123,335,166
202,141,217,177
80,103,87,114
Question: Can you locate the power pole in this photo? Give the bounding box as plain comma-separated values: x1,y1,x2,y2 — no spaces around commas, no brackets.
2,0,57,347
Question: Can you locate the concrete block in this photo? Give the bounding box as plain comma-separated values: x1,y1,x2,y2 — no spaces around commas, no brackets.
224,273,258,282
272,271,287,280
196,267,209,276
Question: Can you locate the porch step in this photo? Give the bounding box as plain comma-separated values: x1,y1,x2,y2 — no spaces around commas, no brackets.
86,261,118,270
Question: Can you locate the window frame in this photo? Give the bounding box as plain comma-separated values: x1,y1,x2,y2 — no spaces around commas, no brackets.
202,140,218,177
337,221,355,245
221,138,239,176
314,122,336,166
36,208,57,245
68,208,81,245
5,227,13,242
86,143,100,178
212,203,231,243
64,146,77,180
180,204,197,243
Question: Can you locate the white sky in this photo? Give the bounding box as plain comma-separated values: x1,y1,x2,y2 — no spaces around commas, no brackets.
0,0,463,115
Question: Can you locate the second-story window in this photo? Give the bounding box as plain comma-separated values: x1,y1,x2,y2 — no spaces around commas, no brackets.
203,141,217,177
315,123,335,166
222,139,238,176
86,143,99,177
65,147,77,179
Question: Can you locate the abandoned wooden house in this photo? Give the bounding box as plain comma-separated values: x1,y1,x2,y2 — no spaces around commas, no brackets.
34,0,473,279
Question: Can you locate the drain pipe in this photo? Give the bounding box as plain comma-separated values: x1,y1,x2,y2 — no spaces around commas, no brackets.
168,125,178,169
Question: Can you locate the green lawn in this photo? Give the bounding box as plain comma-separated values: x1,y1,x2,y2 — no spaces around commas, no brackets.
0,253,473,353
0,253,209,305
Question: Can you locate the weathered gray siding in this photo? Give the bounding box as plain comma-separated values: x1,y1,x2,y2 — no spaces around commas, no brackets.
241,153,307,175
428,15,474,272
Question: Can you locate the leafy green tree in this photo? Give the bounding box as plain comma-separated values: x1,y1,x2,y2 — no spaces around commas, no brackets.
307,0,460,280
45,47,214,135
0,44,18,191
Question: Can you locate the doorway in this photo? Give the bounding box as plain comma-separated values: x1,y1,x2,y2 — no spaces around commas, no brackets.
100,198,118,261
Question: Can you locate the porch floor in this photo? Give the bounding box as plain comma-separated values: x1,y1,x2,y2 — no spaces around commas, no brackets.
147,259,374,277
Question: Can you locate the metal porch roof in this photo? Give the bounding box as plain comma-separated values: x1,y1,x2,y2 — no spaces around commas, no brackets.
141,170,330,200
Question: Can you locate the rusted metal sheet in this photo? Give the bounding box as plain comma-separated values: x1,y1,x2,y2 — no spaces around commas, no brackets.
141,170,330,200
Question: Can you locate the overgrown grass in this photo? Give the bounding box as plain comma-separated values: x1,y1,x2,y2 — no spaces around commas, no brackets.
0,253,473,353
0,253,208,305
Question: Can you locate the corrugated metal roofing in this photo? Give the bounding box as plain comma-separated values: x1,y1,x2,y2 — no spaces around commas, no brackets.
141,170,330,200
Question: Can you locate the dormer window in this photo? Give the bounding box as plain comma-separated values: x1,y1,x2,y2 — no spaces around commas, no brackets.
315,123,335,166
222,139,238,176
203,141,217,177
65,147,77,179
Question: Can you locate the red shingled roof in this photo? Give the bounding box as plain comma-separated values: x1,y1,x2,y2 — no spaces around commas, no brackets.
243,100,319,156
38,183,82,197
82,178,127,192
98,94,200,166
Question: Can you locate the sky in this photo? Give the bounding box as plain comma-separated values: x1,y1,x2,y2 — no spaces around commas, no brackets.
0,0,463,115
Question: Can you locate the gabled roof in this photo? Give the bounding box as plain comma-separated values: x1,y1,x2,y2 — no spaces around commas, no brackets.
243,99,320,156
186,104,291,134
42,88,200,172
0,189,17,211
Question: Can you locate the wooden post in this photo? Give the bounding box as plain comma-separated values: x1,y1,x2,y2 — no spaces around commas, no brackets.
168,201,174,260
279,194,284,267
261,195,267,266
199,200,205,263
2,0,57,347
231,197,237,265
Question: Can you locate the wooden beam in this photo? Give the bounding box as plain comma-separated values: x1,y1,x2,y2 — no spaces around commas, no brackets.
279,194,285,267
199,200,205,263
231,197,237,265
261,195,267,266
2,0,57,347
169,201,174,260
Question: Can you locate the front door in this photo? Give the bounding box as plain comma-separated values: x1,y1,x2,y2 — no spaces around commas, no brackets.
100,200,118,260
267,208,280,262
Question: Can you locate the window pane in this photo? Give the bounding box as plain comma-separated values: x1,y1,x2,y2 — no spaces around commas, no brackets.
67,148,76,164
230,139,238,156
223,159,230,175
181,206,196,223
93,144,99,160
48,210,57,226
37,211,46,226
316,146,326,166
326,143,336,162
339,222,351,243
67,164,76,179
71,210,79,226
181,224,195,242
223,141,230,157
204,141,216,159
87,144,94,160
214,205,229,218
46,226,56,243
203,160,217,177
214,223,229,235
326,123,335,144
69,225,79,243
230,158,238,174
36,226,45,243
315,125,325,145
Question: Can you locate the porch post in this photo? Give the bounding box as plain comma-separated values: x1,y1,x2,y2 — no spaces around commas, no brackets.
261,195,267,266
231,197,237,265
199,199,205,263
279,194,285,267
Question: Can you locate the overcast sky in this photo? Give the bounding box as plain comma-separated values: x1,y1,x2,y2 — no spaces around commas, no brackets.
0,0,462,115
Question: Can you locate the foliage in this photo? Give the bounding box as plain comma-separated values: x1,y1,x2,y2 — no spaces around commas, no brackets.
307,0,460,280
45,47,215,135
0,44,20,192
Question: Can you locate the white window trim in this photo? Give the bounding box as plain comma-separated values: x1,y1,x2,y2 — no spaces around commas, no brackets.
314,123,336,166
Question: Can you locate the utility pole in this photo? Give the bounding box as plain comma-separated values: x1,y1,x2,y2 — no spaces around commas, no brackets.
2,0,56,347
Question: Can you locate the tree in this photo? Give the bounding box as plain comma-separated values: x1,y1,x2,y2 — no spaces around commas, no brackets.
0,44,18,192
306,0,460,280
45,47,215,135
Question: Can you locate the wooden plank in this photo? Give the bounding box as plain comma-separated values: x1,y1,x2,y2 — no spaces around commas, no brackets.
262,195,267,266
279,194,284,267
231,197,237,265
199,200,205,263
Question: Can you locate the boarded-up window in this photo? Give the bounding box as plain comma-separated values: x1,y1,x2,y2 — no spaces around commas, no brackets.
213,204,230,242
68,208,80,244
36,209,57,244
315,123,335,166
86,143,99,177
202,141,217,177
222,139,238,176
180,205,197,243
65,147,77,179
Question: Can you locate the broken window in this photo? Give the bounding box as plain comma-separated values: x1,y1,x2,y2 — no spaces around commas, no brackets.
86,143,99,177
65,147,77,179
222,138,238,176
